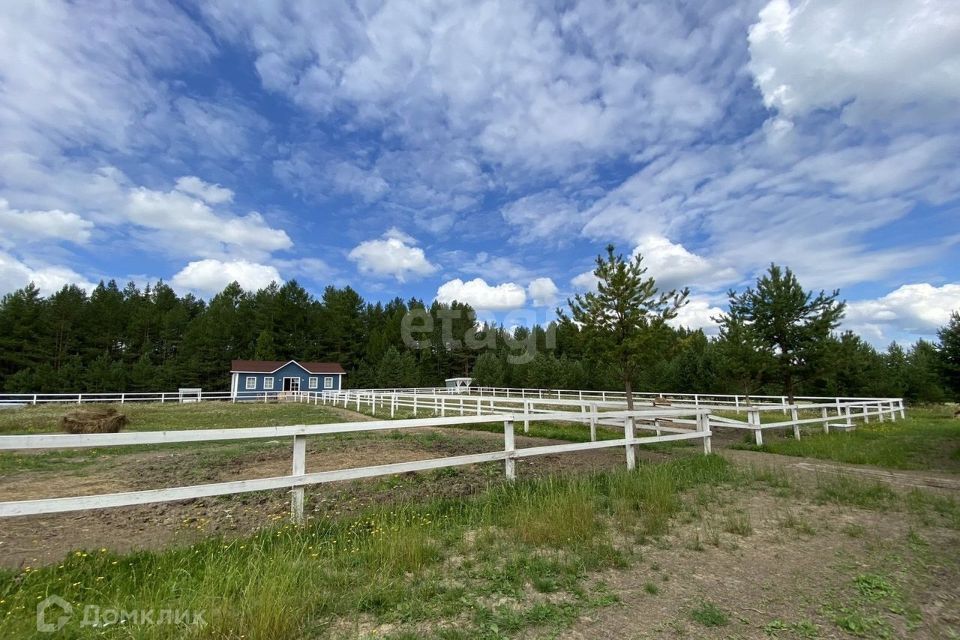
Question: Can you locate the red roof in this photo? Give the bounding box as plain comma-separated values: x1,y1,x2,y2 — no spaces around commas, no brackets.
230,360,346,375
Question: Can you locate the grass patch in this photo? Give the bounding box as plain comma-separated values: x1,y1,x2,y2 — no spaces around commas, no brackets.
779,510,816,536
0,455,731,639
0,402,350,473
721,509,753,536
732,407,960,471
690,601,728,627
815,475,898,511
0,401,351,435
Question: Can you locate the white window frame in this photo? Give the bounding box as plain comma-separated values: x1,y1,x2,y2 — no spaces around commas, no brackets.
263,376,274,390
308,377,318,389
245,376,256,390
323,376,334,389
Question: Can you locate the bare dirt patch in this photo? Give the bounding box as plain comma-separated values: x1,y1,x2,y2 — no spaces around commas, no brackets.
563,488,960,639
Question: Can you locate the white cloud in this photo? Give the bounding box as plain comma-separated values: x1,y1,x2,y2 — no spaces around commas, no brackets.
201,1,745,176
348,230,437,282
171,259,281,296
0,251,95,295
633,234,739,291
571,270,598,291
124,179,292,259
669,296,723,335
436,278,526,310
748,0,960,121
528,277,559,307
275,257,336,284
845,283,960,343
0,198,94,247
501,191,582,244
0,2,215,155
174,176,234,204
329,161,389,202
577,129,960,292
449,251,535,282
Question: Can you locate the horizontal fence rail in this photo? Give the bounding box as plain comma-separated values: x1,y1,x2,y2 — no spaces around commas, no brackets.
1,386,904,410
0,407,713,521
314,388,905,446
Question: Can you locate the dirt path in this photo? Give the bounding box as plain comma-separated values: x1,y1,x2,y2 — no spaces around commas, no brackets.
562,487,960,639
718,448,960,492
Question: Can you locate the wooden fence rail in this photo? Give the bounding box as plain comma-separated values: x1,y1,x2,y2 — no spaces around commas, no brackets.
314,389,905,446
0,387,905,413
0,408,713,522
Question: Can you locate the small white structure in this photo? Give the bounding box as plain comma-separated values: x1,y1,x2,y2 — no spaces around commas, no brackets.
444,377,473,393
178,388,202,403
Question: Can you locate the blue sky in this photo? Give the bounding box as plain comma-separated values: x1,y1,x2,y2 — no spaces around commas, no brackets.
0,0,958,346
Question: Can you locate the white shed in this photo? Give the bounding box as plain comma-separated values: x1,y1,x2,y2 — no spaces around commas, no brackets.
444,377,473,393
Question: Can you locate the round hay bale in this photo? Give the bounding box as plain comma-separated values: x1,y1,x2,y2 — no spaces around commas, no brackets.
59,407,128,434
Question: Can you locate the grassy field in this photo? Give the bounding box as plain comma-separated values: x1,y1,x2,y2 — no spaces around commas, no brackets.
0,456,731,639
0,402,353,475
0,401,348,435
734,406,960,471
0,401,958,637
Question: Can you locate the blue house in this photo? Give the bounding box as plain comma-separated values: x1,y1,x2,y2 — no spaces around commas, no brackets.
230,360,345,398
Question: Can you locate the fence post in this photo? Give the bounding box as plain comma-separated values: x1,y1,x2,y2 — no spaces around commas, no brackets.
877,401,885,422
750,409,762,446
781,396,787,415
504,419,516,480
899,399,905,419
734,395,740,414
821,406,830,433
523,400,530,433
845,405,853,427
700,412,712,455
790,406,801,440
291,435,306,524
390,394,395,418
589,403,597,441
120,393,125,405
888,400,896,421
624,416,636,470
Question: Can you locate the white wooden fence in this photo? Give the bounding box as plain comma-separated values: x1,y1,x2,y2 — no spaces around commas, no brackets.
0,407,713,522
314,388,905,446
0,386,905,413
0,390,287,405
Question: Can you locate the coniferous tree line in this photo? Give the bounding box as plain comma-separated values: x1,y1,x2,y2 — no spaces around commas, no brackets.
0,276,958,404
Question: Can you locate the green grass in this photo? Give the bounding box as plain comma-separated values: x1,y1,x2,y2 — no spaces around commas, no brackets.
0,401,346,435
0,402,350,474
733,407,960,471
0,455,732,639
690,601,728,627
814,474,899,511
